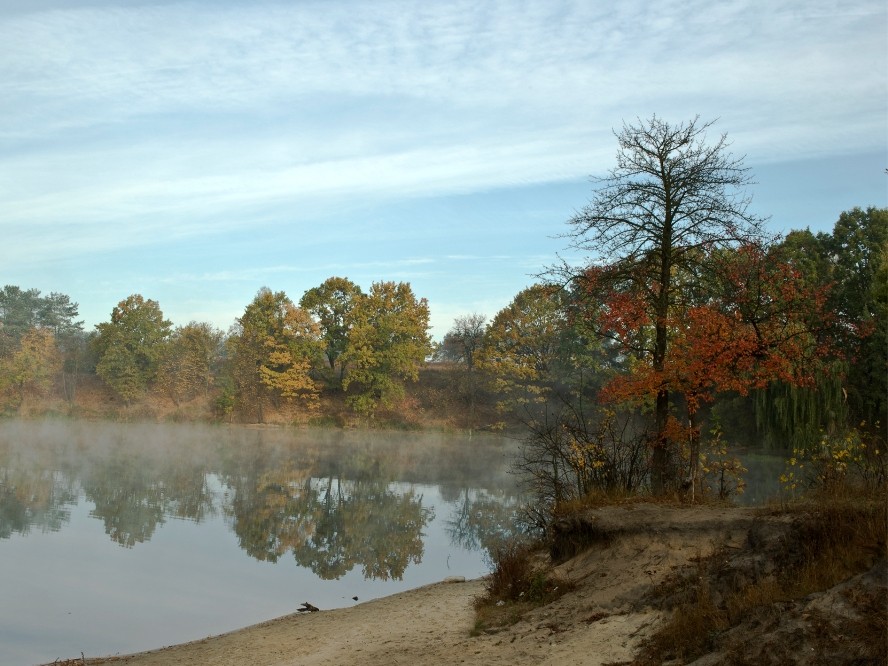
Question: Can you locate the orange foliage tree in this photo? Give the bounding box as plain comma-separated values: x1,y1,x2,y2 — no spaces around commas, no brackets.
595,243,835,497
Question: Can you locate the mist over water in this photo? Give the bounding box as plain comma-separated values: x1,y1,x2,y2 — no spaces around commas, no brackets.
0,420,521,665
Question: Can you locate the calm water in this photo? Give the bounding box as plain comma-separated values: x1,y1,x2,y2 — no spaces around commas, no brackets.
0,420,521,665
738,451,786,505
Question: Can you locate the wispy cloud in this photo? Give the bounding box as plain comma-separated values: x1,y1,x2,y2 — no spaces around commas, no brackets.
0,1,885,200
156,257,439,285
0,0,884,327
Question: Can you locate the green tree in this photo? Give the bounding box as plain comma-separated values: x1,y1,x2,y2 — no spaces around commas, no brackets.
228,288,323,423
94,295,172,404
0,286,42,355
37,292,83,338
481,286,565,381
299,277,363,386
565,116,767,493
340,281,432,416
477,285,568,415
747,229,843,450
0,286,83,358
0,286,84,404
824,207,888,432
752,210,887,451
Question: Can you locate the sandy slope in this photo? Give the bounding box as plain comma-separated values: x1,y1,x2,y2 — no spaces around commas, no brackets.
66,504,761,666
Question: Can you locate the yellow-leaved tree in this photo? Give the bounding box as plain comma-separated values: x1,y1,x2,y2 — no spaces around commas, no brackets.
228,288,323,423
476,284,567,417
0,327,60,412
156,322,223,407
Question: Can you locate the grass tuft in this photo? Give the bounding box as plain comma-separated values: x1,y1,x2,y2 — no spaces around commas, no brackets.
472,540,574,634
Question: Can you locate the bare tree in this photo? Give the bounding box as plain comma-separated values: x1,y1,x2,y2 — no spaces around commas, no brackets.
565,115,768,493
439,314,486,368
438,313,487,428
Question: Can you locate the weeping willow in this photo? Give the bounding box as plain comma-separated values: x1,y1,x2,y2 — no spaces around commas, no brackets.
754,361,848,452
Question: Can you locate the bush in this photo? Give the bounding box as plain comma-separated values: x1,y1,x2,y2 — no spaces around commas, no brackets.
513,403,650,530
781,425,887,497
483,541,548,603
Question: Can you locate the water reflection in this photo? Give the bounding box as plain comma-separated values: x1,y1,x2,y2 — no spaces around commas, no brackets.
0,421,520,581
736,451,786,505
0,469,76,538
445,488,522,554
224,465,433,580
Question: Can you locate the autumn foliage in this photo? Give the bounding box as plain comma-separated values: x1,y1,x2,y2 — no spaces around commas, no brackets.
601,245,832,404
587,243,836,495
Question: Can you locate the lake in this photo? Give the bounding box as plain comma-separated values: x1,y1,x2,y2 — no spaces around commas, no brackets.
0,420,522,665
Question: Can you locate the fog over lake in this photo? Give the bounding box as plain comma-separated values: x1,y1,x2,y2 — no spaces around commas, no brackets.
0,420,521,665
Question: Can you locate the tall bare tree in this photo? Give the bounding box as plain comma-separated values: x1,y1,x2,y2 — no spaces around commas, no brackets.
565,116,767,493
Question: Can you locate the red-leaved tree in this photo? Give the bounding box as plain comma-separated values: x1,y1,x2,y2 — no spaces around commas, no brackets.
596,243,835,496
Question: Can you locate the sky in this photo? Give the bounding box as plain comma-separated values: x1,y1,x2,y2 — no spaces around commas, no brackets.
2,0,886,339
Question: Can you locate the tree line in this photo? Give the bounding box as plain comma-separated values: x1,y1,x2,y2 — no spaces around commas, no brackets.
1,116,884,500
0,280,432,422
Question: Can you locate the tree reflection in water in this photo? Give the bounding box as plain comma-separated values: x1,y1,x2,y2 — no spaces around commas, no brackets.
0,421,519,580
0,469,77,539
226,465,432,580
295,477,431,580
445,487,522,555
0,431,78,539
83,452,216,547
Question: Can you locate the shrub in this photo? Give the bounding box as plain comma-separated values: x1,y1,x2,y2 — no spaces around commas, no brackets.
513,403,650,530
483,541,547,603
781,425,887,497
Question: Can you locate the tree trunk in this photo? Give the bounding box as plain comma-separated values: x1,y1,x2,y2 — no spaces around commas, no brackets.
687,403,701,502
651,290,671,494
652,388,669,494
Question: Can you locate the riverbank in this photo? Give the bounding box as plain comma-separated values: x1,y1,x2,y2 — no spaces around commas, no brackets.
12,365,511,434
45,504,756,666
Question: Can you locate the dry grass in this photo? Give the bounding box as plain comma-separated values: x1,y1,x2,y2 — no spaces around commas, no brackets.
636,487,887,665
640,558,730,661
834,585,888,662
781,494,886,592
24,365,510,431
472,540,574,634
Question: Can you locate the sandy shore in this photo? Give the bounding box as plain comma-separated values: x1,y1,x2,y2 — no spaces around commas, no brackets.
83,579,493,666
65,504,764,666
77,573,657,666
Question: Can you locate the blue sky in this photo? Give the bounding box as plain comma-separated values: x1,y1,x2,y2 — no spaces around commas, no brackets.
2,0,886,339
